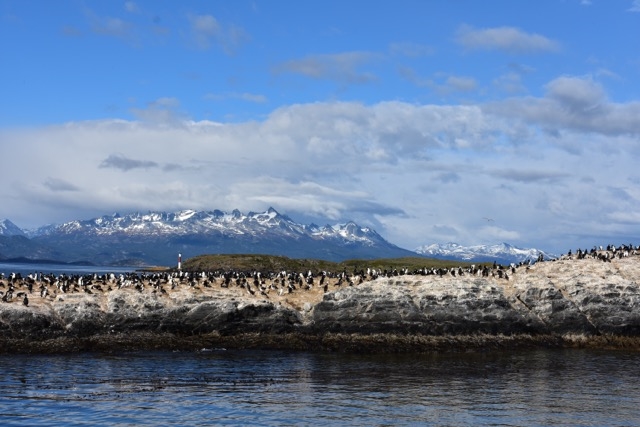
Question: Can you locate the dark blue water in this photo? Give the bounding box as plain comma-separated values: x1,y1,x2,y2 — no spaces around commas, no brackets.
0,349,638,426
0,262,137,277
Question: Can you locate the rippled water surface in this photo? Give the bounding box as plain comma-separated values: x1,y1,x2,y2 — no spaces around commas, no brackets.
1,349,639,426
0,262,136,277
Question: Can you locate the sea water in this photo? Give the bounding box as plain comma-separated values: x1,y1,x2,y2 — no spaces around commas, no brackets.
0,349,639,426
0,262,137,277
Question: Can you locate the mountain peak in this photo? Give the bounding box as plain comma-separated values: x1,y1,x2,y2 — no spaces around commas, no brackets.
0,219,25,237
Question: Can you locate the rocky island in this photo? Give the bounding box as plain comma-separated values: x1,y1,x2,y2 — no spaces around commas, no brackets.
1,249,639,354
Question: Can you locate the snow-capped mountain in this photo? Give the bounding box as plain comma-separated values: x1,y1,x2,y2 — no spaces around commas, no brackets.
15,207,416,265
0,219,26,237
3,209,557,267
415,242,554,265
0,219,59,261
27,207,387,244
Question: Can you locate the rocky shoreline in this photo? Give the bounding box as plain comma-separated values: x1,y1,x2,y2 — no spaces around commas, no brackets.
1,255,640,354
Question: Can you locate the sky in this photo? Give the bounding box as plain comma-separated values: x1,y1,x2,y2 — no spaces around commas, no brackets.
1,0,640,255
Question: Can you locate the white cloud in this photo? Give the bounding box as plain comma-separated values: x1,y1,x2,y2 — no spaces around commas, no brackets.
399,69,477,95
388,42,435,57
608,211,640,224
99,154,159,171
129,97,186,124
477,225,521,242
442,75,478,93
153,97,181,108
427,76,478,95
485,75,640,137
188,14,249,53
43,178,81,192
204,92,268,103
2,88,640,253
456,25,560,54
188,14,219,49
273,52,380,85
224,178,404,220
92,17,133,38
124,2,139,13
191,14,219,36
629,0,640,12
544,75,606,112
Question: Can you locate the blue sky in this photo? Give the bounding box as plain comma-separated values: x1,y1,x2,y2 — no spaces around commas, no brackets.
1,0,640,254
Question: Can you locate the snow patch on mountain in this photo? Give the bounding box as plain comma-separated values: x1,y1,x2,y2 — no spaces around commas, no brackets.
415,242,554,264
0,219,25,237
23,207,384,246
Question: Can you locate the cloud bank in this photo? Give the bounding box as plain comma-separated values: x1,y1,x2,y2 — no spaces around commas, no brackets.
2,74,639,254
455,25,561,54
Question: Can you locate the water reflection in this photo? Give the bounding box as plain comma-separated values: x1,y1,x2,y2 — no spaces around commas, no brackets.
1,349,639,426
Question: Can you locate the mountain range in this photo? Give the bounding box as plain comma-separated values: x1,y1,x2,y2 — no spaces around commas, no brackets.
0,208,416,266
414,242,553,266
0,209,552,266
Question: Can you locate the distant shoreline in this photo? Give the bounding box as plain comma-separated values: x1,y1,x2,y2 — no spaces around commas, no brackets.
0,260,169,276
0,257,96,266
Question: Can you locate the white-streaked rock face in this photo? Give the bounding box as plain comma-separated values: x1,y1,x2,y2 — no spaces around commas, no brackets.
312,257,640,336
1,256,639,351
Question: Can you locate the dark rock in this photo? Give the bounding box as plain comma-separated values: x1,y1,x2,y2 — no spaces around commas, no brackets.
2,257,640,353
